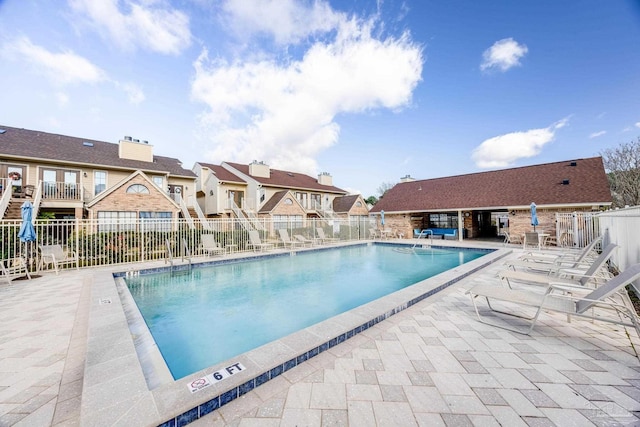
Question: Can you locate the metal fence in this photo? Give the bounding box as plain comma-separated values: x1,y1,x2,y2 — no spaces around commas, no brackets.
597,206,640,272
1,217,375,273
555,212,601,248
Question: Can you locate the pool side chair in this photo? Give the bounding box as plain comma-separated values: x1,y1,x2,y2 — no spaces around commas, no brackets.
316,228,339,244
519,236,602,264
39,244,79,275
468,263,640,337
502,231,522,246
200,234,226,257
1,257,31,284
293,234,315,247
278,229,304,249
499,243,617,290
248,230,274,252
522,232,541,250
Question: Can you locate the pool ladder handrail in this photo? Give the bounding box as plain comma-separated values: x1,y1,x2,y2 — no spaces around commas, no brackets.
165,239,192,274
412,230,433,249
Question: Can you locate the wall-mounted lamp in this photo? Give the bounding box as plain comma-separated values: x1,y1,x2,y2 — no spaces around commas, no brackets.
510,211,516,216
209,190,214,196
83,172,88,178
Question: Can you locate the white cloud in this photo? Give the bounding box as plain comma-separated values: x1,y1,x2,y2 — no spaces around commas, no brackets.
2,37,106,85
589,130,606,138
480,38,528,72
472,118,569,168
68,0,191,54
191,12,423,175
118,82,145,104
635,122,640,128
56,92,70,107
221,0,342,45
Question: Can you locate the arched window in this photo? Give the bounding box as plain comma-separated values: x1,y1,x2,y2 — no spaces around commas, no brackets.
126,184,149,194
284,198,293,205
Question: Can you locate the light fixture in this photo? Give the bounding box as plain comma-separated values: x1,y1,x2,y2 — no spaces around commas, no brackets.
510,211,516,216
209,190,214,196
83,172,87,178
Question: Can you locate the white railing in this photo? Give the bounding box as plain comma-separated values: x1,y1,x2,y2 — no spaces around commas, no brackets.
32,180,43,221
189,195,212,231
40,182,82,201
244,210,265,231
0,217,372,272
228,199,253,231
597,206,640,272
555,212,600,248
0,178,10,220
178,197,195,229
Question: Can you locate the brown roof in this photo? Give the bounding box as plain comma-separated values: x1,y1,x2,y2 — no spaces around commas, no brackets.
197,163,245,184
225,162,346,194
259,190,289,213
371,157,612,213
333,194,362,213
0,125,196,177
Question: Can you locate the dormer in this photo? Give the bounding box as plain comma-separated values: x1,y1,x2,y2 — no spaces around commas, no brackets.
318,172,333,186
119,136,153,162
248,160,270,178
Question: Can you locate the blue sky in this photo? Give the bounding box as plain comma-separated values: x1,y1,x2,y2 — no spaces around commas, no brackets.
1,1,639,197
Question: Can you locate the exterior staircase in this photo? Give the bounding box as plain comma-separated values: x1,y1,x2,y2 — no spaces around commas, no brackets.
2,197,28,220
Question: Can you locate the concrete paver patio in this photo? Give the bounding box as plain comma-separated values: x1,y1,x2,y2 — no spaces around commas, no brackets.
1,242,639,426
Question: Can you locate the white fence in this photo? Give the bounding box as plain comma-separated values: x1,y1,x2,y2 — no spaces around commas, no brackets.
555,212,601,249
1,217,375,273
597,206,640,272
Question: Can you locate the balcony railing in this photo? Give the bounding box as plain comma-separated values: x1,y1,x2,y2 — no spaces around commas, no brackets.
41,182,82,201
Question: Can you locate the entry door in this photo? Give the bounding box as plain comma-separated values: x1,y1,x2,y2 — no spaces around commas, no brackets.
6,165,25,195
168,184,183,203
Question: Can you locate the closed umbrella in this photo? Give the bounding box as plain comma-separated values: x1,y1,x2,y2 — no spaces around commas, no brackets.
18,200,37,271
380,210,385,227
530,202,539,232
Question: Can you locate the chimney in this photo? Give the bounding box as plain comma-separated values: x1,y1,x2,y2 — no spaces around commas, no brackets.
248,160,270,178
119,137,153,162
318,172,333,186
400,174,415,183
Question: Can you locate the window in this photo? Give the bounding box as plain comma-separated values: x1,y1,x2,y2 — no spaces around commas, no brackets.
284,198,293,205
273,215,303,230
152,176,164,188
140,211,172,231
97,211,136,232
94,171,107,196
429,213,458,228
126,184,149,194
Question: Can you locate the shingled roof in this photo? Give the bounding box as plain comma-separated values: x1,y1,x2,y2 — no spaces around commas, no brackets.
0,125,196,177
197,162,245,184
333,195,363,213
225,161,346,194
371,157,612,213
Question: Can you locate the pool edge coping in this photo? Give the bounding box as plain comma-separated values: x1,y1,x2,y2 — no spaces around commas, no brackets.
80,243,512,426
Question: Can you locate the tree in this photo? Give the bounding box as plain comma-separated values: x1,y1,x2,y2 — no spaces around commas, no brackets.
365,195,378,206
376,181,396,199
601,137,640,208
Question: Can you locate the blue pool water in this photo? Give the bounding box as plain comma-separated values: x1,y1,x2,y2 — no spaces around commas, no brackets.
125,244,487,379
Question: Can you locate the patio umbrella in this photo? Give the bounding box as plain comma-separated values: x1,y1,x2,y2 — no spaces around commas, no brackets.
18,200,37,270
380,210,385,227
530,202,539,232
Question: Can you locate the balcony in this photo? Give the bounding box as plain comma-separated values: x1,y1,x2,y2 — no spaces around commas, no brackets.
41,182,83,201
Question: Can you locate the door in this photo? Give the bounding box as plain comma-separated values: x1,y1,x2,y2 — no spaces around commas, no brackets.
6,165,25,195
168,184,183,203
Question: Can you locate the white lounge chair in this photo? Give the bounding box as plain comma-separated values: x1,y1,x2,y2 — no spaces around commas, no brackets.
39,244,79,274
499,243,617,290
278,229,304,249
1,257,31,284
200,234,226,256
468,263,640,336
316,228,339,244
506,237,604,273
293,234,315,247
519,236,601,263
248,231,274,252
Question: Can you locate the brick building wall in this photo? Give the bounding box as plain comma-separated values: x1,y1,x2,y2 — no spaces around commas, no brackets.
88,175,179,217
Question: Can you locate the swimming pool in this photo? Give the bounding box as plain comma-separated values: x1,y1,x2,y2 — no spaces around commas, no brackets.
125,244,488,379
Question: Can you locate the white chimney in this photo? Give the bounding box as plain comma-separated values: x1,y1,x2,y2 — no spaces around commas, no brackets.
400,174,415,183
248,160,270,178
318,172,333,186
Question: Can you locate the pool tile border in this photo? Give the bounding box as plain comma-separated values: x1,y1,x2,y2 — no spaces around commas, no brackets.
82,243,510,426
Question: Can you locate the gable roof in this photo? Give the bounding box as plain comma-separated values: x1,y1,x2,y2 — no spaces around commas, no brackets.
86,170,179,208
0,125,196,178
224,161,346,194
333,194,365,213
258,190,305,213
371,157,612,213
197,162,246,184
